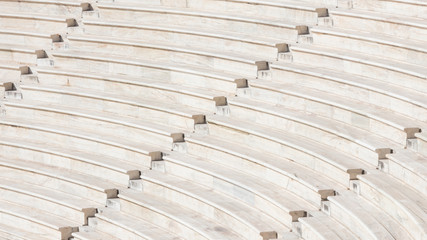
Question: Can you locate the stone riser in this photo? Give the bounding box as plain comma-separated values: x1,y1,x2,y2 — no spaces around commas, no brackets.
0,16,66,34
0,124,153,169
250,85,408,149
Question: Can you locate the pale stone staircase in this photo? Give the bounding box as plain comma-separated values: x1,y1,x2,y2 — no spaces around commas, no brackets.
0,0,426,239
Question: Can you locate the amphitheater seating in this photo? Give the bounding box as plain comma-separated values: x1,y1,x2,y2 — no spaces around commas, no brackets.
0,0,426,239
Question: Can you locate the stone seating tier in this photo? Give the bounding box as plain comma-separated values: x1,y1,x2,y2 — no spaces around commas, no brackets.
268,61,427,123
162,151,318,225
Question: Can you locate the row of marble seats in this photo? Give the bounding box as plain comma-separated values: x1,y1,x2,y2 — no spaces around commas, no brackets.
286,43,427,94
0,61,21,81
327,7,427,42
0,29,56,50
325,191,415,240
94,3,309,42
309,26,427,67
38,50,242,95
19,66,228,119
0,128,143,186
341,0,427,18
199,113,371,183
0,0,86,16
64,35,263,77
266,60,427,124
2,96,186,150
79,18,281,61
247,78,420,148
226,96,399,165
0,12,68,34
357,170,427,239
156,0,330,25
0,198,77,240
0,177,97,227
21,67,208,130
135,170,290,240
0,113,163,176
73,208,184,240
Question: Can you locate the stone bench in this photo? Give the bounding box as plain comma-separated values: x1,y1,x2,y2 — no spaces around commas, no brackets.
0,29,54,50
46,51,245,94
0,12,67,33
357,171,427,239
327,191,415,240
310,26,427,67
118,189,245,240
87,208,178,240
174,0,329,25
287,44,427,95
138,170,289,239
81,19,281,59
0,177,97,226
249,79,424,147
0,199,78,240
161,151,318,226
0,0,83,16
0,134,143,186
203,114,376,184
0,222,34,240
0,157,120,204
0,117,164,171
188,117,351,201
19,77,206,130
228,96,400,166
386,149,427,195
350,0,427,18
0,44,38,64
297,212,358,239
2,99,186,152
415,132,427,156
65,34,263,77
96,3,309,42
268,61,427,123
0,61,21,81
328,8,427,42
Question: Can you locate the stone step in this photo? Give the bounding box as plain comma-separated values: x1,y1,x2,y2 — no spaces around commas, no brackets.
0,0,83,16
249,79,425,146
268,60,427,122
328,7,427,42
45,50,242,94
82,18,280,58
289,44,427,94
0,116,165,170
0,221,36,240
20,72,226,117
310,26,427,67
118,189,246,240
0,28,53,50
90,208,180,240
2,99,186,152
0,11,67,34
139,170,290,239
358,171,427,239
0,157,120,204
0,60,21,81
0,43,37,65
204,114,373,182
167,0,327,25
96,3,308,41
66,34,264,77
0,199,79,240
162,151,317,226
0,135,143,185
350,0,427,18
327,191,413,239
228,96,400,163
298,212,358,240
385,149,427,195
0,177,98,225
